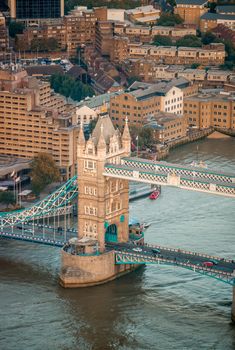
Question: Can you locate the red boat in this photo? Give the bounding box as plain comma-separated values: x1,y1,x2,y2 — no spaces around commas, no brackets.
149,190,160,200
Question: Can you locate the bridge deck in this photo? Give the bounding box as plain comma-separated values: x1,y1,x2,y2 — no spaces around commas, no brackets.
107,242,235,285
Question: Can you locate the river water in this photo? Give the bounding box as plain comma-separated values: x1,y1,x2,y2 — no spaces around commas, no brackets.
0,137,235,350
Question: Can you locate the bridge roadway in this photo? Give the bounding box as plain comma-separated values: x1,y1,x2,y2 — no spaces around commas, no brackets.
106,242,235,285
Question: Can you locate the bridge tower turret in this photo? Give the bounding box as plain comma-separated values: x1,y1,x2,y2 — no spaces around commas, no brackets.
77,114,130,252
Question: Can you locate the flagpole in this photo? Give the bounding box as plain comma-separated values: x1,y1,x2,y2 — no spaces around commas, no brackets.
137,136,139,157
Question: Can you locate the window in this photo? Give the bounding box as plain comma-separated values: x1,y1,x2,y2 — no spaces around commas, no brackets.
84,160,96,170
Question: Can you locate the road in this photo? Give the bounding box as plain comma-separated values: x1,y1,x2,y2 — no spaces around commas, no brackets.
107,242,235,275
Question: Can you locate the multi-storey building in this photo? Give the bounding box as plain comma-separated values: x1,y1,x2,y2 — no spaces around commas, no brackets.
184,91,235,130
95,21,114,56
65,7,96,56
109,36,129,64
109,78,191,128
174,0,208,27
123,60,180,82
113,22,196,43
126,43,225,66
16,6,97,56
125,5,160,24
150,112,187,143
0,67,78,179
9,0,64,24
0,12,9,60
200,12,235,32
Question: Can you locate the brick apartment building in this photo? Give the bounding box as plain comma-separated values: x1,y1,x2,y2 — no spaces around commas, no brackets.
174,0,208,27
0,67,78,179
184,91,235,130
109,78,196,128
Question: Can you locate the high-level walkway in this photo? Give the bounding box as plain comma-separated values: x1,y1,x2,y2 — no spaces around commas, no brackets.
104,157,235,197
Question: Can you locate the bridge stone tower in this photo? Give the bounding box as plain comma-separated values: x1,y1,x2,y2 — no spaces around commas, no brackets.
77,115,131,251
60,115,136,288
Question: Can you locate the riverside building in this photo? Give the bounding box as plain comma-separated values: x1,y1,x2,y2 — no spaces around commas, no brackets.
0,66,78,180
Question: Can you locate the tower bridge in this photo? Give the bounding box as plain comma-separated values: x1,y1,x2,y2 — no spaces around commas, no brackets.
0,115,235,322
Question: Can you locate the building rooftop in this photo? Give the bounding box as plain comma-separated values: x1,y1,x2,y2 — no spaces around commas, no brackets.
176,0,207,5
216,5,235,14
92,114,116,146
145,112,183,129
0,156,31,177
200,12,235,21
126,5,158,15
129,77,190,100
25,65,64,76
185,91,235,102
77,90,123,109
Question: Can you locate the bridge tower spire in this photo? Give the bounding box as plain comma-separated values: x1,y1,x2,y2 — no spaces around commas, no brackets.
122,116,131,155
77,114,130,252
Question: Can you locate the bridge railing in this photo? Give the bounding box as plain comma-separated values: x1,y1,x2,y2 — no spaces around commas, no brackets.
143,243,235,264
115,251,234,279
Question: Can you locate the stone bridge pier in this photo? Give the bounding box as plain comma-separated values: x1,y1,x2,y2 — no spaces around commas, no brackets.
232,286,235,323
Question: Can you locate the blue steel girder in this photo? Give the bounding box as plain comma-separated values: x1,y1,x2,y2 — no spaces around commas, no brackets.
115,252,235,286
0,176,78,228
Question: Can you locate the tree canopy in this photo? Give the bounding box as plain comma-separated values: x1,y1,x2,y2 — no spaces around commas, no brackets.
9,21,25,38
153,35,173,46
31,153,60,195
176,35,202,47
50,74,94,102
130,126,154,150
201,32,218,45
157,13,183,27
30,37,58,52
0,191,15,208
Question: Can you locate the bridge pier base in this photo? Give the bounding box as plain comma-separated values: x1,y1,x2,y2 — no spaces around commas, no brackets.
232,286,235,324
60,249,138,288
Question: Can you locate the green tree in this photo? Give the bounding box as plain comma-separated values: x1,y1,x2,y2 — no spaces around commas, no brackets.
9,21,25,38
31,153,60,195
176,35,202,47
46,37,58,51
201,32,218,45
30,38,48,52
153,35,173,46
50,74,94,102
140,127,154,149
157,13,183,27
130,126,154,150
0,191,15,208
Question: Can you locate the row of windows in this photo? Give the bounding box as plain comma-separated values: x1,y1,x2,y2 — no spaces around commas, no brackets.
85,186,97,196
85,206,97,216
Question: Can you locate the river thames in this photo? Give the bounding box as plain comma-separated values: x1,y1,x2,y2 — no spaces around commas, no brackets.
0,136,235,350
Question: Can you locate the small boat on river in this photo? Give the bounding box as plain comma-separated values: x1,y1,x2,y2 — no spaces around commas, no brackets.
149,190,160,200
